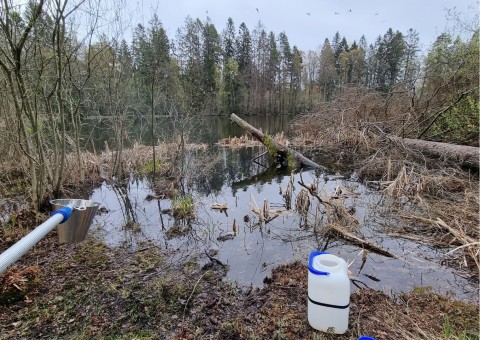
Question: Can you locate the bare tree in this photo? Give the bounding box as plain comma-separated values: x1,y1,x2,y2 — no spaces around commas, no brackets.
0,0,101,208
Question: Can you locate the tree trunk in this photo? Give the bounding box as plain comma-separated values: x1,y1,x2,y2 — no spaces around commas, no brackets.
388,135,479,169
230,113,321,169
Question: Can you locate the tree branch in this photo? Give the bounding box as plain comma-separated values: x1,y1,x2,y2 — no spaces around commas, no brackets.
417,88,476,139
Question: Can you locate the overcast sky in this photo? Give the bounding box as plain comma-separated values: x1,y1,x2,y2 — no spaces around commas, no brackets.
126,0,477,52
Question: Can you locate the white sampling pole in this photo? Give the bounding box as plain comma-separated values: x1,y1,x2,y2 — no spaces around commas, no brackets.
0,205,73,274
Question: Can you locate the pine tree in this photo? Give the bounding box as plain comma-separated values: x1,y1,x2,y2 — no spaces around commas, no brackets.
402,28,420,89
222,18,236,62
267,31,280,112
252,22,269,113
203,19,221,111
382,28,406,89
176,17,205,111
236,22,252,113
221,18,238,113
290,46,303,113
278,31,292,113
318,38,336,100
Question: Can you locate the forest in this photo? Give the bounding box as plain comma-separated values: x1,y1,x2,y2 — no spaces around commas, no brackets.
0,0,478,207
0,1,479,338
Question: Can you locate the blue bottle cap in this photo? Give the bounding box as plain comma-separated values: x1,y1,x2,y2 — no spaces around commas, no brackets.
308,251,330,276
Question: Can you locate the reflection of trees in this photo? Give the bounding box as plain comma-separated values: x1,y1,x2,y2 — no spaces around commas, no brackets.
194,142,315,197
111,182,137,227
82,117,137,152
193,146,277,196
231,165,289,195
84,115,294,153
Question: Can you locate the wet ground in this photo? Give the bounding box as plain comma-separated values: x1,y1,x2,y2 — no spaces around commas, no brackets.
0,144,478,339
87,146,477,301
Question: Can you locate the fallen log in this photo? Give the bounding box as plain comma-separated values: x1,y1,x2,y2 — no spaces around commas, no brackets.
387,135,479,169
230,113,321,169
325,224,401,259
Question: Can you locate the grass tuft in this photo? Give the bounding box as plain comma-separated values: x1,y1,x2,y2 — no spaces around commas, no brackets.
171,194,195,219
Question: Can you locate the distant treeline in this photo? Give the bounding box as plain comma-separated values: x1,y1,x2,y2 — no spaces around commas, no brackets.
84,15,476,116
98,16,422,115
0,1,478,206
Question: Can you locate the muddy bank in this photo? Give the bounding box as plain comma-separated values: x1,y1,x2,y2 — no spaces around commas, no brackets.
0,237,478,339
0,122,479,339
289,104,479,281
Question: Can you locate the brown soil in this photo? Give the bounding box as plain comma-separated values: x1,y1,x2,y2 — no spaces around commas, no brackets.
0,233,478,339
0,132,478,339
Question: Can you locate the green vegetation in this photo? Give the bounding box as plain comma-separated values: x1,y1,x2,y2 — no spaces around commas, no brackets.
263,135,278,159
263,134,299,169
0,1,477,207
171,195,195,219
286,152,298,170
0,4,477,339
424,31,479,144
0,240,478,338
144,159,163,174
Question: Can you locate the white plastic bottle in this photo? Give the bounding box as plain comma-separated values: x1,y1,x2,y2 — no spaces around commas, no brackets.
307,251,350,334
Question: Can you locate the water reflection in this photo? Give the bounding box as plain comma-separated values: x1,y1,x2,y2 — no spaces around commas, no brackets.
88,145,477,302
83,114,294,151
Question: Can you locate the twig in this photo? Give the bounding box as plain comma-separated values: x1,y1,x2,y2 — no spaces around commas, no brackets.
417,89,474,138
135,245,156,253
297,180,332,207
182,271,209,326
445,242,480,255
204,250,226,267
252,151,269,168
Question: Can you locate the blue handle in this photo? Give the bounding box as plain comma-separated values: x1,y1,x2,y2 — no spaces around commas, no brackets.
51,206,73,224
308,251,330,276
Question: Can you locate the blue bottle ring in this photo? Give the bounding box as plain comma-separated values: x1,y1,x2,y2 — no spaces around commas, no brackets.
308,251,330,276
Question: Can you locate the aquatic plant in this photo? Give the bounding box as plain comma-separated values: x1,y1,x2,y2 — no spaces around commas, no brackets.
171,195,195,219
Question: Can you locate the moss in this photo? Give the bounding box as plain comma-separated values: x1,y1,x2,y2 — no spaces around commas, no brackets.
72,240,109,269
218,322,242,339
113,330,157,339
263,134,298,169
132,247,164,270
400,286,480,337
262,135,277,159
286,152,298,169
7,181,27,195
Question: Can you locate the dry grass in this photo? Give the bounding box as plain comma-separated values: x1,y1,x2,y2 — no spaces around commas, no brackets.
217,134,262,148
58,139,208,187
0,237,477,339
215,261,479,339
0,265,41,305
0,136,212,207
375,163,480,274
290,87,387,153
217,132,289,148
295,188,310,216
291,86,480,280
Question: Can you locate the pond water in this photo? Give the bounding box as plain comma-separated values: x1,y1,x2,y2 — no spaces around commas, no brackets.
86,115,477,301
